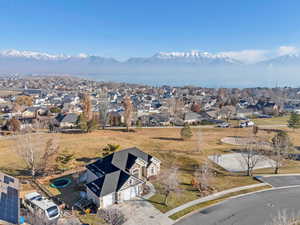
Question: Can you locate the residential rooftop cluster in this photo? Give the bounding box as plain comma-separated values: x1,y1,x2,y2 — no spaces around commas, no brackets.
0,75,299,133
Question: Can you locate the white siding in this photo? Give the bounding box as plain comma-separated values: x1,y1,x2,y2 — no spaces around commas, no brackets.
147,163,160,177
120,186,138,201
102,193,114,208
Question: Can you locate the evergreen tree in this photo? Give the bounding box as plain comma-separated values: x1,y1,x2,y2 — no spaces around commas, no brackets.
102,144,120,157
288,112,300,130
180,124,193,140
87,118,98,133
77,113,88,132
55,149,74,172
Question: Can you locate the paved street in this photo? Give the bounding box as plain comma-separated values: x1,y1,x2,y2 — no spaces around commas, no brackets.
175,186,300,225
258,175,300,187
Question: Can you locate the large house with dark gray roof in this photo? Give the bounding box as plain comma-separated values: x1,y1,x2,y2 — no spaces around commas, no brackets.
85,147,161,208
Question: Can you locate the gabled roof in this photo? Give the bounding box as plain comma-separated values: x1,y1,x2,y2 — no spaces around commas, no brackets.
111,147,151,170
86,170,131,197
60,113,78,123
86,147,155,197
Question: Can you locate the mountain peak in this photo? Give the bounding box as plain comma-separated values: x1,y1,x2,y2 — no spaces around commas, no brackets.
0,49,69,60
154,50,223,59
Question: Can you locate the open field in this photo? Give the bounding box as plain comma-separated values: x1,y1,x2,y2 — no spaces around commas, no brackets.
252,115,289,126
1,126,300,213
0,127,258,172
0,90,22,96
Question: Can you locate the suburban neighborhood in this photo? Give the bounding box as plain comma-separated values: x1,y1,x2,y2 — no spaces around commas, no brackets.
1,75,300,225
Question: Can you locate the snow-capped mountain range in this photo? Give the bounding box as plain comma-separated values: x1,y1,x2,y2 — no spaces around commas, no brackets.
127,50,241,65
0,49,70,60
1,49,300,70
0,49,241,64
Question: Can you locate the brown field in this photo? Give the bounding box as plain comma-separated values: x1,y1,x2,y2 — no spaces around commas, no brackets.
0,127,259,171
0,90,22,96
252,116,289,126
1,126,300,212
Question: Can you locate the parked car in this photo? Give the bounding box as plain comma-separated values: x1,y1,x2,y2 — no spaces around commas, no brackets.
23,192,61,221
216,122,230,128
239,120,255,128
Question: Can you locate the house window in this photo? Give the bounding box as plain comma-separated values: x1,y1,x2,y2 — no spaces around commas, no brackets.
151,167,155,175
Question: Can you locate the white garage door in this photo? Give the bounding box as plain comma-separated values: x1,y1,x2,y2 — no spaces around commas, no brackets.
123,186,138,201
102,193,113,208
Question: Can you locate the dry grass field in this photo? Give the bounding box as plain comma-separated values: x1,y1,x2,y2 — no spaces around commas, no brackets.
252,115,289,126
0,127,257,172
1,126,300,212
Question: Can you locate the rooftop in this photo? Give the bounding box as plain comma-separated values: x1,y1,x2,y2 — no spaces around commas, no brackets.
0,172,19,225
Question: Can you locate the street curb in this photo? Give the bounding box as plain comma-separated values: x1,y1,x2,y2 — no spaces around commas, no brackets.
257,173,300,177
172,184,300,223
171,184,272,223
165,183,266,217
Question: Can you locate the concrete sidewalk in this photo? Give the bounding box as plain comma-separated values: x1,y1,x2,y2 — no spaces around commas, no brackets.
120,200,174,225
142,182,156,199
165,183,267,217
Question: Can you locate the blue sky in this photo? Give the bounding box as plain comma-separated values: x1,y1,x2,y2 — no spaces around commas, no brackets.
1,0,300,60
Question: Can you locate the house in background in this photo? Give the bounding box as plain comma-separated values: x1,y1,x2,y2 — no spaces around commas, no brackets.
22,107,48,119
0,172,20,225
84,147,161,208
56,113,79,128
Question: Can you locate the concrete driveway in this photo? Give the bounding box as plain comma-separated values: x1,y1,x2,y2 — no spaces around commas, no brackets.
175,186,300,225
257,175,300,187
118,199,173,225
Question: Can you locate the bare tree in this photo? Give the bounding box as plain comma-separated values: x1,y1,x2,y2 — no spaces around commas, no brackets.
41,138,60,174
267,210,300,225
123,96,133,132
167,97,184,119
98,91,109,129
218,105,236,122
239,140,265,176
15,134,59,178
193,161,215,196
98,208,126,225
82,93,92,121
271,131,292,174
6,117,21,133
16,95,33,106
160,167,180,206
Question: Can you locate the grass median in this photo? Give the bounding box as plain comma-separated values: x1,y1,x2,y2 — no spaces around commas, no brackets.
169,185,272,221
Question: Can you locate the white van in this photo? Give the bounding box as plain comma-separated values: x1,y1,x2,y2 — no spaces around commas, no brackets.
23,192,61,221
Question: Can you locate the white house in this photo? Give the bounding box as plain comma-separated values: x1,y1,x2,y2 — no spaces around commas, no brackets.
85,147,161,208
